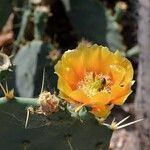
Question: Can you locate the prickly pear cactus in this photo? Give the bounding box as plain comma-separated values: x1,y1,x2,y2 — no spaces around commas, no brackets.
13,40,54,97
68,0,107,45
0,0,12,30
12,2,56,97
0,97,112,150
64,0,125,51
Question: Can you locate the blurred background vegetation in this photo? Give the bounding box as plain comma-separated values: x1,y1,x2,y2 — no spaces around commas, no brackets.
0,0,138,96
1,0,149,149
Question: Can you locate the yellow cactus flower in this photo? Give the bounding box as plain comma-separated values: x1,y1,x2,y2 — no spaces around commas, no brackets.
54,44,133,118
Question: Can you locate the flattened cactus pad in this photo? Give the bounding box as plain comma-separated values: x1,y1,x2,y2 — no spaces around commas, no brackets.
0,97,112,150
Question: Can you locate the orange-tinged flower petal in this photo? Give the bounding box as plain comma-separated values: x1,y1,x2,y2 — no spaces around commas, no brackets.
90,92,111,105
59,92,75,104
110,64,126,84
111,83,132,105
111,91,132,105
80,44,115,74
61,48,85,79
114,51,133,83
55,61,78,89
57,76,72,96
69,89,91,104
91,105,112,118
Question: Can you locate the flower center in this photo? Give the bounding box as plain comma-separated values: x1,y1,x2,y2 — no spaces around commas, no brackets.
77,72,112,97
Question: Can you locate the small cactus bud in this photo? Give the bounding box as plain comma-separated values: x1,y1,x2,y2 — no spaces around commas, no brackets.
37,91,59,115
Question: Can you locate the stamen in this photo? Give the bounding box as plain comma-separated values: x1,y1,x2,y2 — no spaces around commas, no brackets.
77,72,112,97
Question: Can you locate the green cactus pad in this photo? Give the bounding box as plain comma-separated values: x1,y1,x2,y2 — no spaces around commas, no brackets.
0,0,12,30
13,40,55,97
65,0,124,51
0,97,112,150
0,70,9,82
